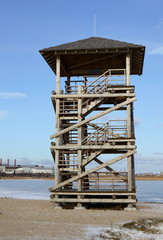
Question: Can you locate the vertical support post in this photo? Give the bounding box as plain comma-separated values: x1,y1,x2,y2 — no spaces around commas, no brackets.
131,103,136,190
126,53,130,86
76,85,84,209
56,55,60,94
55,55,62,208
126,53,136,208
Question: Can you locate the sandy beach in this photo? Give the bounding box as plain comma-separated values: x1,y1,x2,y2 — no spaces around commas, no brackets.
0,198,163,240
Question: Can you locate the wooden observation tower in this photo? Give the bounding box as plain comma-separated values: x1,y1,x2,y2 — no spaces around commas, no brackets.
40,37,145,209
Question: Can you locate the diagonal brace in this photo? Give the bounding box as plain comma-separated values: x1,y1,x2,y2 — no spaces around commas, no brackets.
50,97,136,139
94,157,127,181
49,149,136,192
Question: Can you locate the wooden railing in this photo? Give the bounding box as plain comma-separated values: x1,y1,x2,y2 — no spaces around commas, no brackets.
59,150,78,171
61,171,128,191
82,120,127,145
82,69,126,94
64,69,126,94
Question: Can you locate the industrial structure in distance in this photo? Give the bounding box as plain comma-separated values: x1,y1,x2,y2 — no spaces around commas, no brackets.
0,159,53,177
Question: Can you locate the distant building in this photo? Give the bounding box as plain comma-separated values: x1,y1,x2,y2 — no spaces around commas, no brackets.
0,166,5,172
15,166,53,174
0,159,54,176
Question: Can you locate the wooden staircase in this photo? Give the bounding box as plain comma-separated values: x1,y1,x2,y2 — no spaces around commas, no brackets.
50,68,137,207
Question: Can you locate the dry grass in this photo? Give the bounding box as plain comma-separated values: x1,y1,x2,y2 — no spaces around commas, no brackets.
91,218,163,240
122,218,163,234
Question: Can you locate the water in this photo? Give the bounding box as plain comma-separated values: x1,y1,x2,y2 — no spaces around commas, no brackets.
136,180,163,203
0,179,163,203
0,179,54,200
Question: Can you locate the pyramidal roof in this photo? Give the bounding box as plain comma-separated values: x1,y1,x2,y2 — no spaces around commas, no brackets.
40,37,144,52
39,37,145,76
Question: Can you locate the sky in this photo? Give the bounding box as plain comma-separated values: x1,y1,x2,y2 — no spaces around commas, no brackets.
0,0,163,173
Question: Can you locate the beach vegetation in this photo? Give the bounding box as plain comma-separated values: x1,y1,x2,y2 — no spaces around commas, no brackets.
122,218,163,234
91,218,163,240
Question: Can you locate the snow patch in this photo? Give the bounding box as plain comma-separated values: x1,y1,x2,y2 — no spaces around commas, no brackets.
87,223,163,240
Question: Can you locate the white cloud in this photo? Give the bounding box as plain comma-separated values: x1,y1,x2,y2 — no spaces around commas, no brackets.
149,46,163,55
0,111,8,120
0,92,27,99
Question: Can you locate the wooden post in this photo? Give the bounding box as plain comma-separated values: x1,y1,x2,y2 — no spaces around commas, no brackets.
55,55,62,208
76,85,83,209
56,56,60,94
126,53,136,208
126,53,130,86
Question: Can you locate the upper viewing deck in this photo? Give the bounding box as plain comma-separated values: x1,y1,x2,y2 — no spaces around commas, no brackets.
40,37,145,77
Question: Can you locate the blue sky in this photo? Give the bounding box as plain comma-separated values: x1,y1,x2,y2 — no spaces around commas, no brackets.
0,0,163,173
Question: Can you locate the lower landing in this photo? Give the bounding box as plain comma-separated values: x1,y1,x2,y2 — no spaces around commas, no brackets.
51,190,136,209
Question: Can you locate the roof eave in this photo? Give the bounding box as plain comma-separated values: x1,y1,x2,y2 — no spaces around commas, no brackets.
40,47,135,56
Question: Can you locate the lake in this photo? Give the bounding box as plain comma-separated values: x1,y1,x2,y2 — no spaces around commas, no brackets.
0,179,163,203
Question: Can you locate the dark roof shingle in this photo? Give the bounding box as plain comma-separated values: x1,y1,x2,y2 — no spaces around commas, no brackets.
40,37,143,52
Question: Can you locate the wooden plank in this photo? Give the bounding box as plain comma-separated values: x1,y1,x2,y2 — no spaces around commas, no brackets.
126,53,130,86
109,139,135,142
51,192,136,196
52,93,136,99
49,149,136,191
78,86,82,195
50,97,136,139
50,145,136,150
51,198,136,203
56,56,60,94
52,49,128,55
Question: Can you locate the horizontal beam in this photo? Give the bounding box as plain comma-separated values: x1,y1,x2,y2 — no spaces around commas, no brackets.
97,107,127,111
50,145,136,150
49,149,136,192
50,49,130,55
58,168,78,172
51,198,136,203
51,192,136,196
52,93,135,99
60,117,78,120
50,97,136,139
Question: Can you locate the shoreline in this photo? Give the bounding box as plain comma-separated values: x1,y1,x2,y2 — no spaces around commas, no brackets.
1,176,163,181
0,198,163,240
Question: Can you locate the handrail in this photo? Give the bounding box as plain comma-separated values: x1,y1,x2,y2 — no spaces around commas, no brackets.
82,69,110,93
86,77,108,94
82,69,126,93
82,120,127,145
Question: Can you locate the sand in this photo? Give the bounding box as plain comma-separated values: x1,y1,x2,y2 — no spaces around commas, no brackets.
0,199,163,240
